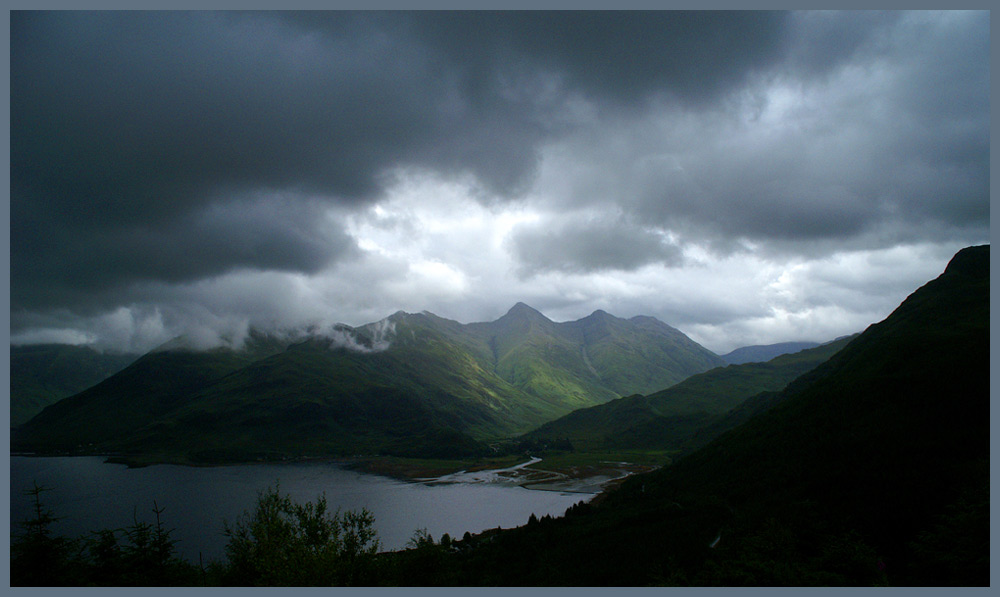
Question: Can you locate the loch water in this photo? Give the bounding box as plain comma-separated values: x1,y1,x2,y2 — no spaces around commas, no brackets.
10,456,593,562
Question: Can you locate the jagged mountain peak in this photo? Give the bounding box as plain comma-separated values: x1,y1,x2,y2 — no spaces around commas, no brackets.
571,309,624,335
627,314,681,333
501,302,551,321
628,314,658,324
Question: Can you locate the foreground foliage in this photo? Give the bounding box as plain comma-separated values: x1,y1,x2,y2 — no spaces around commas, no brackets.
220,485,381,586
10,484,381,587
11,483,201,586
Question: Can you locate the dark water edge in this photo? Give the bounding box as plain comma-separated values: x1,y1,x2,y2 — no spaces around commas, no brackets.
10,455,592,563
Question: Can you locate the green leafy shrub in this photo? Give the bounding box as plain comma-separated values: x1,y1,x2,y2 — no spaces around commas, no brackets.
220,484,381,586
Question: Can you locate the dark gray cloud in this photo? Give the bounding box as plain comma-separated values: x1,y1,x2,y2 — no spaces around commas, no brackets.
10,10,801,315
523,11,989,263
511,216,683,275
782,11,905,77
398,11,790,108
274,12,790,107
9,11,990,352
12,192,356,312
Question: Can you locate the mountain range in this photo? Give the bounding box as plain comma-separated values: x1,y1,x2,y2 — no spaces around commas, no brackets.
522,335,854,456
416,245,989,586
13,303,725,461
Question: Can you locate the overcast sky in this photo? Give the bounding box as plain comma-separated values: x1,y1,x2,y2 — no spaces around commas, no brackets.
10,10,990,354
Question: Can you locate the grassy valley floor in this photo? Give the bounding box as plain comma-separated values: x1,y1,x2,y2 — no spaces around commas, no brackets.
349,450,668,495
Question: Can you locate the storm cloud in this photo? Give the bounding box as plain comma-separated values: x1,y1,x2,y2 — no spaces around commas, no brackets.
9,11,989,354
511,214,684,275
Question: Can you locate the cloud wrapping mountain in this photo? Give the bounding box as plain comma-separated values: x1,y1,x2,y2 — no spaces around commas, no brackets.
325,319,397,353
12,304,725,459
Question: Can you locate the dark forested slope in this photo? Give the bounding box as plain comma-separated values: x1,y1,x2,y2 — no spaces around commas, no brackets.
10,344,138,426
430,245,989,586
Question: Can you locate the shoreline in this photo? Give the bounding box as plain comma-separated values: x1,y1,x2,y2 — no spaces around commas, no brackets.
11,451,658,497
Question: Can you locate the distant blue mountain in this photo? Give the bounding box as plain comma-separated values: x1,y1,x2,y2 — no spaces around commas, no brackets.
721,341,821,365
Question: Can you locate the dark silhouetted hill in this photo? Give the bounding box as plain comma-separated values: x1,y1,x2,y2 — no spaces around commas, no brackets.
427,245,988,586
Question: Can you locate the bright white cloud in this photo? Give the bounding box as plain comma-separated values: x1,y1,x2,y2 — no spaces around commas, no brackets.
10,328,98,347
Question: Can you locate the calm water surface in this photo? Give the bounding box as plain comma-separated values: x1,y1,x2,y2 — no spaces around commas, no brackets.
10,456,592,562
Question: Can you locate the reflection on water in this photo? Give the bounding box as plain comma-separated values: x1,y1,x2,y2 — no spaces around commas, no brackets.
10,456,592,562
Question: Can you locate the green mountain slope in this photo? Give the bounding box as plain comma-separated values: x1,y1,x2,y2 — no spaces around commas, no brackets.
12,331,292,452
566,311,726,396
10,344,138,426
428,245,989,586
13,304,722,461
467,303,725,408
524,336,853,453
467,304,621,411
115,338,490,461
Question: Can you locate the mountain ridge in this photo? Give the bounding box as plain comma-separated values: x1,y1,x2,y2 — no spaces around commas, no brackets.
13,303,724,462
